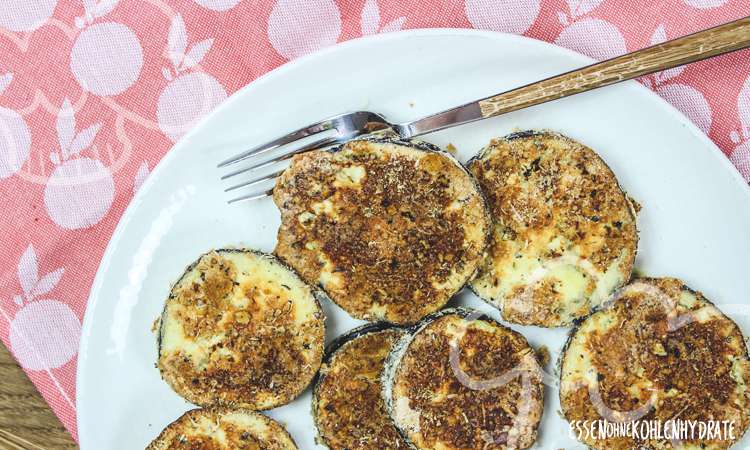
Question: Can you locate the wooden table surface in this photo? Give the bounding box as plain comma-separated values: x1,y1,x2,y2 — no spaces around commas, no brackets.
0,343,77,449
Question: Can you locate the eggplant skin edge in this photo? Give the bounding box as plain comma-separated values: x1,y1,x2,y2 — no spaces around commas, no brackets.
311,322,406,450
156,248,326,410
381,307,544,450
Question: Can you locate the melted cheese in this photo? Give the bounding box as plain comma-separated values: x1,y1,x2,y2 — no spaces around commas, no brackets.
311,198,335,217
475,232,629,325
333,165,366,187
394,397,421,434
161,253,318,367
561,310,618,388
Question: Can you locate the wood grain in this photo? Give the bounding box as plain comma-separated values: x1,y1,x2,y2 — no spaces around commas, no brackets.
479,16,750,118
0,343,77,449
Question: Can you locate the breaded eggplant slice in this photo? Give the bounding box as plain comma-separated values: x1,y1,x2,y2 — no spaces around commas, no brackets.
146,407,297,449
560,277,750,449
468,131,638,327
313,323,408,449
273,138,491,325
383,308,544,449
157,249,325,410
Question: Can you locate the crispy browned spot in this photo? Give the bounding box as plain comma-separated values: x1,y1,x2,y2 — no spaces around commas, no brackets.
273,139,490,324
560,278,750,450
391,313,543,449
158,250,324,410
468,131,638,327
314,328,407,449
161,425,265,450
146,407,296,450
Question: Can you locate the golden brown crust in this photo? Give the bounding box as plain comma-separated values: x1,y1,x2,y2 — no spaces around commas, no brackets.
313,327,407,450
468,131,638,327
273,138,490,324
388,311,544,449
146,407,297,449
560,277,750,449
157,249,325,410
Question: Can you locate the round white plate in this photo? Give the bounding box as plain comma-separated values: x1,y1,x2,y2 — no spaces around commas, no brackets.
77,29,750,449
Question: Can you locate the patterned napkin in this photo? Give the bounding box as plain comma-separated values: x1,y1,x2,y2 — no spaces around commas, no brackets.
0,0,748,440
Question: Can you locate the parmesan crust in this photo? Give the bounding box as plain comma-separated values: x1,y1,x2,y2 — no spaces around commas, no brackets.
146,407,297,449
560,278,750,449
313,324,408,449
384,309,544,449
157,249,325,410
468,131,638,327
273,138,490,324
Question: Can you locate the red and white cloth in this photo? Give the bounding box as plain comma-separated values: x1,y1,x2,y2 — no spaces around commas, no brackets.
0,0,748,441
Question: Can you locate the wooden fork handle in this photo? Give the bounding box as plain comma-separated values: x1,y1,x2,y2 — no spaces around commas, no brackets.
478,16,750,118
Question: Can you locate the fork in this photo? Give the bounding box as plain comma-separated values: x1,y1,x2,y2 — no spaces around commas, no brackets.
219,16,750,203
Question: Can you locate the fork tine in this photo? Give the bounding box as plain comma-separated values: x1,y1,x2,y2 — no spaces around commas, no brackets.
228,188,274,204
220,135,340,181
224,134,340,202
225,168,286,193
217,120,333,168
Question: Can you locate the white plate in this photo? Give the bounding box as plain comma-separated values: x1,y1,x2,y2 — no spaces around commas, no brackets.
77,29,750,449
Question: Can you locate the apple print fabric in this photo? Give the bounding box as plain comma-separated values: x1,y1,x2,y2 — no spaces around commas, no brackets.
0,0,749,441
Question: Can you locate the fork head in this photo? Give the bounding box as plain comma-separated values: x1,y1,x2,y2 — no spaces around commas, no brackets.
217,111,395,204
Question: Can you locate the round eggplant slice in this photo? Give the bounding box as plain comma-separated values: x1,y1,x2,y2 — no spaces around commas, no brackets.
313,323,408,450
146,407,297,449
468,131,638,327
273,137,491,325
156,249,325,410
560,278,750,450
383,308,544,449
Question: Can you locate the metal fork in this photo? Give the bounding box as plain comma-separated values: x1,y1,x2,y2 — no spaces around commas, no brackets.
219,17,750,203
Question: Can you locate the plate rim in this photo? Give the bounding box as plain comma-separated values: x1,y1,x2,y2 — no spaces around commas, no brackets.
75,27,750,444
